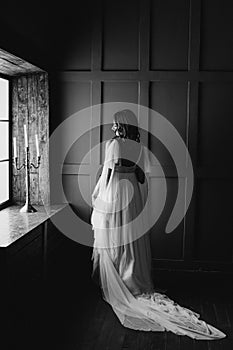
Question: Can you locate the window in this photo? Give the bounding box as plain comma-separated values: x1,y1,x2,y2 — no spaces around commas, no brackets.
0,76,11,210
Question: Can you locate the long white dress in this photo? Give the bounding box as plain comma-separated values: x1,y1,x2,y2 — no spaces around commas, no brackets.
91,137,226,340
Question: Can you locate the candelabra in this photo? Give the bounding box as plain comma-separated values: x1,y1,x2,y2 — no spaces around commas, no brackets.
13,147,41,213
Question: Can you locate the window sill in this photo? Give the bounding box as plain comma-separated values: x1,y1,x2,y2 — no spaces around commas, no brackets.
0,203,68,248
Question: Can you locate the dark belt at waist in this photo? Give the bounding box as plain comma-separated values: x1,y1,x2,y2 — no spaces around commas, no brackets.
114,165,136,173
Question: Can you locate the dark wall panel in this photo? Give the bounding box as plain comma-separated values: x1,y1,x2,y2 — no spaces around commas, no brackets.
62,174,91,222
102,81,139,104
59,81,91,164
194,179,233,262
50,1,92,70
150,0,190,70
149,81,188,165
60,30,92,71
60,81,91,118
102,0,139,70
198,82,233,167
150,177,185,260
200,0,233,71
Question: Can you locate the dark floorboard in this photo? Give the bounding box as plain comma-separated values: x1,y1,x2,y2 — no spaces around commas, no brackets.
6,240,233,350
74,291,232,350
81,290,233,350
7,288,233,350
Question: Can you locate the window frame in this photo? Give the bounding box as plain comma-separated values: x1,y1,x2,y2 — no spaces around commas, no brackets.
0,73,12,211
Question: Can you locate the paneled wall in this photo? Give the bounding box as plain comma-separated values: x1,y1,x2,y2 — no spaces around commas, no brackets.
51,0,233,273
12,73,50,205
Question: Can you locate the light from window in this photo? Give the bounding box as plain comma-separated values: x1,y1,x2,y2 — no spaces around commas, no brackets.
0,77,9,205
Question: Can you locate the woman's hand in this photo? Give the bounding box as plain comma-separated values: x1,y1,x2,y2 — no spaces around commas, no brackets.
92,194,97,207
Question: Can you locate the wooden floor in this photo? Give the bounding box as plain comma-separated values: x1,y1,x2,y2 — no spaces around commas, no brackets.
6,239,233,350
77,289,233,350
16,278,232,349
7,285,233,350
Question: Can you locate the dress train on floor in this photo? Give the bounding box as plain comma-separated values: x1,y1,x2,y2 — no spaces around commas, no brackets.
93,248,226,340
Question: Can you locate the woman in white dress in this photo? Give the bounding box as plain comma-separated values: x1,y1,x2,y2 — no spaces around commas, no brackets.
91,109,226,340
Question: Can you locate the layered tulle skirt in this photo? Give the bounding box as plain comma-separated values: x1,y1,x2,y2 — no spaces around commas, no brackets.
91,166,226,340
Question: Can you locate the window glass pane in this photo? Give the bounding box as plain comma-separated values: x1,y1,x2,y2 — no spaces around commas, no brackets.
0,78,9,119
0,161,9,204
0,122,9,160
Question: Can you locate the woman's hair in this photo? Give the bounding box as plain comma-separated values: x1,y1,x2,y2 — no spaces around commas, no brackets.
112,109,140,142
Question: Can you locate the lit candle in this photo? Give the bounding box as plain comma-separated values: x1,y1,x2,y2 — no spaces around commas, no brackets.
13,137,17,158
35,134,39,156
24,124,28,148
